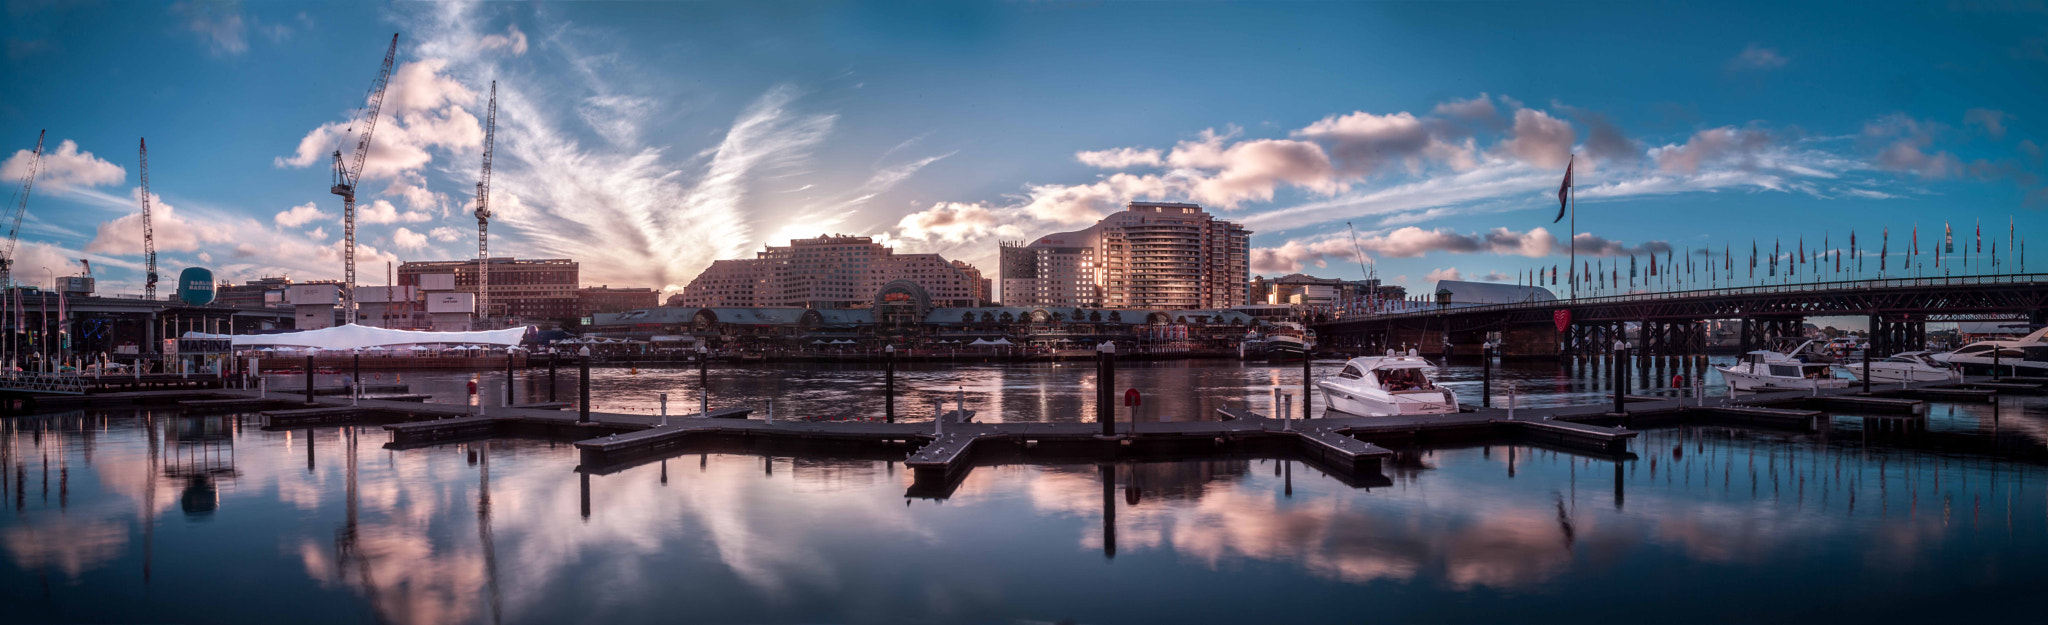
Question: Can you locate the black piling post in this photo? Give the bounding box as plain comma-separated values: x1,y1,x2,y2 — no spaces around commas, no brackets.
578,350,591,423
1482,344,1493,408
304,355,315,405
1302,345,1312,420
1613,344,1627,415
505,352,515,406
548,353,558,402
884,345,896,423
1099,343,1117,437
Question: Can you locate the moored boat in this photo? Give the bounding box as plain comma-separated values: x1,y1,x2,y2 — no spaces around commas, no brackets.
1317,353,1460,416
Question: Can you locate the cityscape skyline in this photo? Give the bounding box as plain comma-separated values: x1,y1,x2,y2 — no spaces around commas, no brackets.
3,1,2044,300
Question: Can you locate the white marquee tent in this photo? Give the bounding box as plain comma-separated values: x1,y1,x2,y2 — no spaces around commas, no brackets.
183,324,529,351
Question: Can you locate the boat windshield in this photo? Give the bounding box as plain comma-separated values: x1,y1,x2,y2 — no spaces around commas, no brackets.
1378,367,1434,391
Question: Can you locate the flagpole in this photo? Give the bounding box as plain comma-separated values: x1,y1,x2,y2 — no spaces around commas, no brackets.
1569,156,1577,301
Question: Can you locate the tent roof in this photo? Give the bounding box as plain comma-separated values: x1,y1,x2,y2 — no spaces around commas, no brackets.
1433,280,1557,305
229,324,530,350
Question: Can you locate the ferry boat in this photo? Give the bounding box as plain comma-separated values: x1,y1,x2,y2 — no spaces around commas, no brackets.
1316,353,1460,417
1266,322,1315,358
1934,327,2048,376
1838,350,1959,384
1717,341,1851,391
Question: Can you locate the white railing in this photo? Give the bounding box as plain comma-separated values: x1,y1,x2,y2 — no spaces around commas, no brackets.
1325,272,2048,323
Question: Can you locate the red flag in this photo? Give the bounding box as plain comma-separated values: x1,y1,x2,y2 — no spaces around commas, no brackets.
1555,156,1573,223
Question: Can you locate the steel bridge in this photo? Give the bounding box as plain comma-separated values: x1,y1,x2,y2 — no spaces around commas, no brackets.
1314,273,2048,361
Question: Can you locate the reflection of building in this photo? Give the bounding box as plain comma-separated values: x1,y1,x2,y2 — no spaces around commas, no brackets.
578,286,660,317
162,415,237,518
1248,274,1403,307
590,279,1261,351
397,258,580,323
1001,202,1250,310
674,235,989,309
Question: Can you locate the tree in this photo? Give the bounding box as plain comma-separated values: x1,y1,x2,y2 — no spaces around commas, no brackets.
1089,310,1102,322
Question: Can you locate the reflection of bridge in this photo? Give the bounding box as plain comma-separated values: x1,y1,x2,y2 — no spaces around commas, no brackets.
1315,274,2048,361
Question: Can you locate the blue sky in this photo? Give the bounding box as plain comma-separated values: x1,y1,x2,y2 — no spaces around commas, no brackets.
2,0,2044,298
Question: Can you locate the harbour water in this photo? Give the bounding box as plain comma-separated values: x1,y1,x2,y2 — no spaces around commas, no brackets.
5,362,2048,623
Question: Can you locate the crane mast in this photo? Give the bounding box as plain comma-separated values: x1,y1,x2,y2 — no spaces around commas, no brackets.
2,129,46,290
475,81,496,328
330,33,400,325
140,139,158,300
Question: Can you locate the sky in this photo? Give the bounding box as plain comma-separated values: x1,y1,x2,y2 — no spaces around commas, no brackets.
2,0,2046,299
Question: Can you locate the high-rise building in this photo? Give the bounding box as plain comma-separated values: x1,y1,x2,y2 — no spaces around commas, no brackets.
1000,201,1250,310
674,235,989,309
396,258,580,322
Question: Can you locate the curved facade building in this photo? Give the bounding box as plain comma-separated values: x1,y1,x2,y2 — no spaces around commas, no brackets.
1001,202,1249,310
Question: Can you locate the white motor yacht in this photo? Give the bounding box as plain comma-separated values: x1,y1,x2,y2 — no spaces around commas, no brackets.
1934,327,2048,376
1718,340,1852,391
1317,353,1460,417
1839,350,1959,384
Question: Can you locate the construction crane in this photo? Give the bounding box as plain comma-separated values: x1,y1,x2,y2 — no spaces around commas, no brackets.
2,129,46,290
474,81,496,329
330,33,400,325
140,139,158,300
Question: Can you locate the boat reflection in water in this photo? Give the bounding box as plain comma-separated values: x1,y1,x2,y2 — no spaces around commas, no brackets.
5,374,2048,623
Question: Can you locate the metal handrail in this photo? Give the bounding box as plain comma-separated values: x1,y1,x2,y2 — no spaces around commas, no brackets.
1325,272,2048,323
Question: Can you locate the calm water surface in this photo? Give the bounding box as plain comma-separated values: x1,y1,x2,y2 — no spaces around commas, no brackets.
5,362,2048,623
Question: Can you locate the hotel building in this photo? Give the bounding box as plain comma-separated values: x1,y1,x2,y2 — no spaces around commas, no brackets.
396,258,581,322
1000,201,1250,310
674,235,991,309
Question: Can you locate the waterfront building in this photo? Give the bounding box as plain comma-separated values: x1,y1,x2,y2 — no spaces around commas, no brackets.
397,258,580,324
1248,274,1404,307
1000,201,1250,310
578,285,661,316
215,276,294,309
673,235,989,309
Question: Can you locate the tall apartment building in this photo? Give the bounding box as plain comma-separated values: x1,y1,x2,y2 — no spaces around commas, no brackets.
674,235,989,309
396,258,580,322
1000,201,1250,310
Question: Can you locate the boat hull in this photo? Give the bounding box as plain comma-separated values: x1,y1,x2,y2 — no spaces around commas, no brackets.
1318,380,1458,416
1718,366,1851,391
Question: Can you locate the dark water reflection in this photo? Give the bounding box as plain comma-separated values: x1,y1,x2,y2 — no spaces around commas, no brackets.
6,373,2048,622
316,357,1750,423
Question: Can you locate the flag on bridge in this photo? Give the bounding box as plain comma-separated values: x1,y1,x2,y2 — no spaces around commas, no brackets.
1771,239,1780,277
1881,227,1889,272
1748,241,1756,279
1555,156,1573,223
1945,222,1954,253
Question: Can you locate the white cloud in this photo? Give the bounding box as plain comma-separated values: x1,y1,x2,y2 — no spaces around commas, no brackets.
1075,147,1163,169
1863,114,1960,179
1965,108,2008,140
1650,126,1774,173
358,200,432,224
84,188,220,254
391,227,429,251
1167,129,1341,207
1424,267,1463,282
1431,93,1499,123
172,1,247,55
429,226,465,242
478,24,529,56
1494,108,1575,169
1295,110,1476,175
307,227,328,241
1727,44,1788,71
274,59,484,183
273,202,331,228
0,139,126,192
894,202,1024,244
